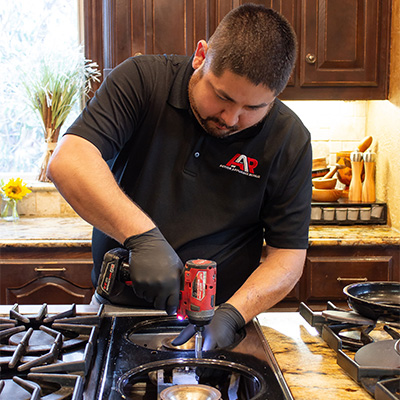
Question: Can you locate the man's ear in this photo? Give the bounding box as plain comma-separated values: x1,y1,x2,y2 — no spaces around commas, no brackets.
192,40,208,70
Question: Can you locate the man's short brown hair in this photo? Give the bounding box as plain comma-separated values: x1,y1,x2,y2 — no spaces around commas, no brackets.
205,4,297,96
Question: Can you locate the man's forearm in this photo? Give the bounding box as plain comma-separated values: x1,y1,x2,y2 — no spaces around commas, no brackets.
227,246,306,323
47,135,155,244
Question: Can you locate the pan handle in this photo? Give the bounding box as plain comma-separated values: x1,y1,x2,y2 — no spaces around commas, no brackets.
337,277,368,282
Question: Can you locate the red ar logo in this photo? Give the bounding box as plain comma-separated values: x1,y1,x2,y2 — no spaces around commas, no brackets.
226,153,258,174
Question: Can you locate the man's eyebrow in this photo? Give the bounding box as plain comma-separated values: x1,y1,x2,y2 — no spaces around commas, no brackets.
214,86,269,109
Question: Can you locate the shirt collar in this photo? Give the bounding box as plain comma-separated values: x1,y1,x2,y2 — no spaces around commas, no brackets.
167,55,194,110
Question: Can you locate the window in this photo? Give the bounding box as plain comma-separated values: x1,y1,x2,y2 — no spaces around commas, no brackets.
0,0,82,176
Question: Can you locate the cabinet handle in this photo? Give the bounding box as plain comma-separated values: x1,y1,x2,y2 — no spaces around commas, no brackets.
305,53,316,64
337,277,368,282
34,267,67,272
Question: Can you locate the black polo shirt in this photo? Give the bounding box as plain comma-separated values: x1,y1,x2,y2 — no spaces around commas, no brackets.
66,54,312,305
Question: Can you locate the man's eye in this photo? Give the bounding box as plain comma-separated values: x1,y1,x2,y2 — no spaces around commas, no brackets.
216,93,227,101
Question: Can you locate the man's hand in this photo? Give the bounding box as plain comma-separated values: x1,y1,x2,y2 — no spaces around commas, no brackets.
171,303,245,350
124,227,183,315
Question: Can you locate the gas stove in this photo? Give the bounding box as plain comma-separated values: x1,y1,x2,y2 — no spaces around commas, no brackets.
0,304,293,399
300,302,400,400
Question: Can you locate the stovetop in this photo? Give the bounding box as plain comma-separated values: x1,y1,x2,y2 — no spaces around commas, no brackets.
299,302,400,400
91,313,293,399
0,304,294,400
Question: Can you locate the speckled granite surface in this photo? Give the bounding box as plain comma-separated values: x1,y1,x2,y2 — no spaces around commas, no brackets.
0,217,399,247
0,217,92,247
257,312,374,400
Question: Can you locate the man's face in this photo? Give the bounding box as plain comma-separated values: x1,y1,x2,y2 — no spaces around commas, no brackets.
188,65,276,139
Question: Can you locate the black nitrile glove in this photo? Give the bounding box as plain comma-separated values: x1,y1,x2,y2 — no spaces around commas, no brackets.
124,227,183,315
171,303,246,350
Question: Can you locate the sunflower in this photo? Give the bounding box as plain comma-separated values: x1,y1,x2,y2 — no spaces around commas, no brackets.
1,178,32,201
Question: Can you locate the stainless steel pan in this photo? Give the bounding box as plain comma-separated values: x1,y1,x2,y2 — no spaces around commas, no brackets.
343,281,400,321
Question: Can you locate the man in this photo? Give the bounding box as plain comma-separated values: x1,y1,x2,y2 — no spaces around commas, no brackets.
47,4,312,350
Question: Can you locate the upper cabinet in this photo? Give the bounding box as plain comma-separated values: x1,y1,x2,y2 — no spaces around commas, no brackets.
285,0,392,100
84,0,391,100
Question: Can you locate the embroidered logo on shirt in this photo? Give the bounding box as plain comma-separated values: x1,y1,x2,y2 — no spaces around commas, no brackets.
219,153,260,178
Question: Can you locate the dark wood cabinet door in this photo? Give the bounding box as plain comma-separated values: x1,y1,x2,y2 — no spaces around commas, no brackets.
103,0,210,71
0,257,94,305
304,255,394,301
289,0,390,99
6,276,93,305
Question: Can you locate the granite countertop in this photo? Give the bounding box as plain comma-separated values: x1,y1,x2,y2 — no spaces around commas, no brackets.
257,312,374,400
0,216,400,247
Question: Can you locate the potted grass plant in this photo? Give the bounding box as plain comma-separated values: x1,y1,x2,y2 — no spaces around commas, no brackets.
23,54,101,182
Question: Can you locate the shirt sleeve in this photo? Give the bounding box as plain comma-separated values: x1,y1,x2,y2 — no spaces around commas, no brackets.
262,115,313,250
65,57,150,161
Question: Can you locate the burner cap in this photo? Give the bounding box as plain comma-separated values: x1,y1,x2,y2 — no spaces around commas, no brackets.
354,340,400,368
160,384,221,400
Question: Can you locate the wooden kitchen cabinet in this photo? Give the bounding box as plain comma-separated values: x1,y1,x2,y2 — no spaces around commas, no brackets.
303,245,399,303
0,247,94,305
85,0,391,99
266,244,400,309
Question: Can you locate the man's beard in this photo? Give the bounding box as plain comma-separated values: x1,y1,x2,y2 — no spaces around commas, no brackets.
188,73,239,139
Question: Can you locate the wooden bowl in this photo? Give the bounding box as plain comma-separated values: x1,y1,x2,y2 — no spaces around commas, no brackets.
312,177,337,189
312,188,343,202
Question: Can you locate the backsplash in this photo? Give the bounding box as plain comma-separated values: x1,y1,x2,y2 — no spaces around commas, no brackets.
15,181,78,217
284,100,368,164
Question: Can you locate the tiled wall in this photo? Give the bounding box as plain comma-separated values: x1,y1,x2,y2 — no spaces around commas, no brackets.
16,181,78,217
285,100,368,165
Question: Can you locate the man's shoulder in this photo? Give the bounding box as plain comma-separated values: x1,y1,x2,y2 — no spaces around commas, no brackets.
273,99,311,138
122,54,191,74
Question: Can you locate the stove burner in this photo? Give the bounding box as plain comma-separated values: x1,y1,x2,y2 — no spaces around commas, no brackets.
117,358,266,400
160,383,221,400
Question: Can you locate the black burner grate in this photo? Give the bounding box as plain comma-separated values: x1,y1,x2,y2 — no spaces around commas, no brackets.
0,303,102,400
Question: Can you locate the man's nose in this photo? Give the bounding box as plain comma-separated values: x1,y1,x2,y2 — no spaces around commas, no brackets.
220,106,241,128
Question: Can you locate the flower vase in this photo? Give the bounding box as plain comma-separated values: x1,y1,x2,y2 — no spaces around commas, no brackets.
1,198,19,221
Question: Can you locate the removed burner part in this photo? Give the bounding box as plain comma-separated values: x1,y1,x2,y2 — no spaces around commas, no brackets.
354,340,400,369
160,384,222,400
322,310,376,325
